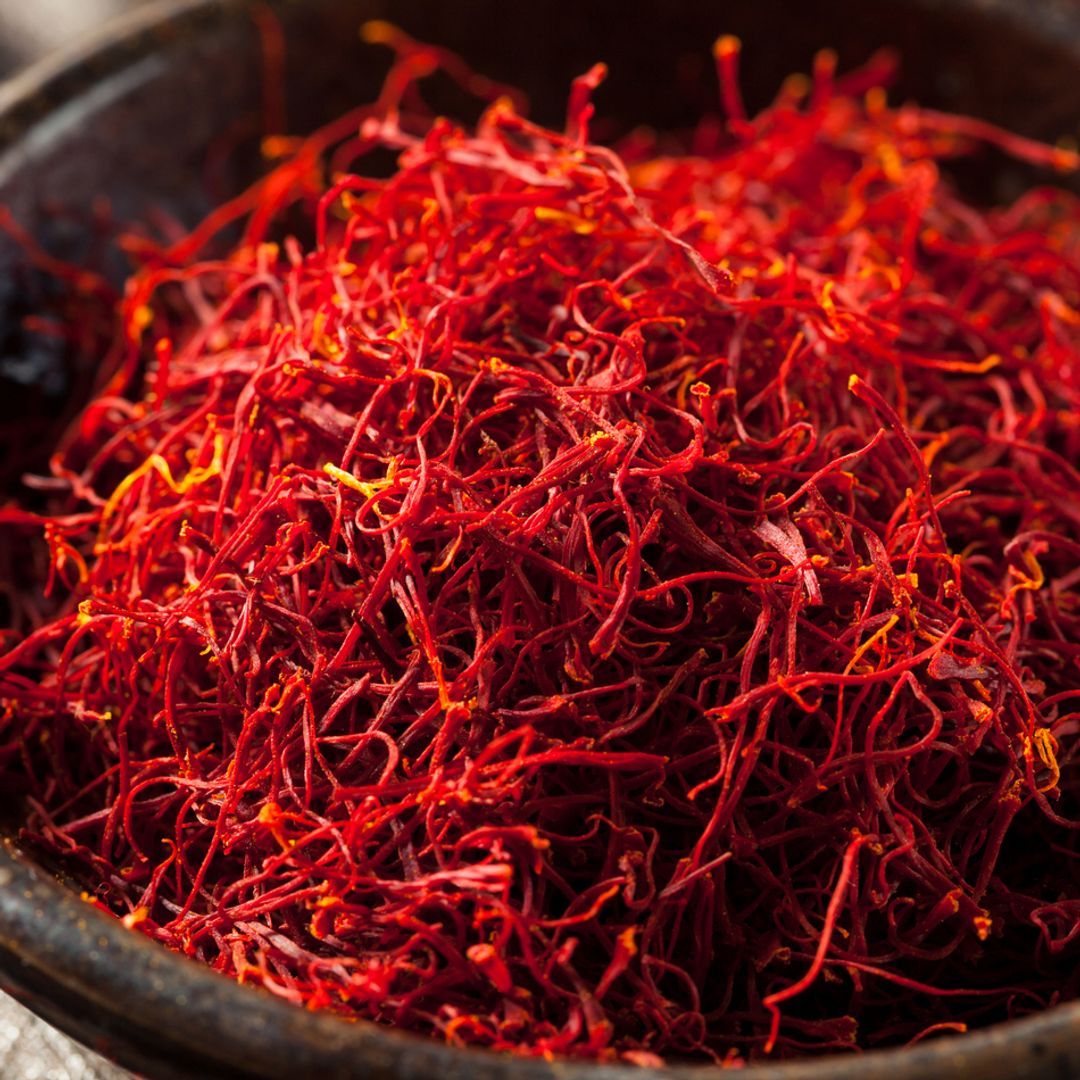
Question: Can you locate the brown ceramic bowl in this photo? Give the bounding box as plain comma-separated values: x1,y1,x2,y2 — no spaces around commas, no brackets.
0,1,1079,1076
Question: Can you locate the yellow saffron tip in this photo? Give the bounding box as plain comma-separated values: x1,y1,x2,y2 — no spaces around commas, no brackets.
122,906,149,930
129,304,153,336
713,35,741,58
848,374,861,391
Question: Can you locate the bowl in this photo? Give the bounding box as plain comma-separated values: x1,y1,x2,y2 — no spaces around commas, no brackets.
1,1,1080,1076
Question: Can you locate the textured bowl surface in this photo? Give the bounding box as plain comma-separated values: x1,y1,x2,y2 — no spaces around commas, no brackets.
1,1,1080,1076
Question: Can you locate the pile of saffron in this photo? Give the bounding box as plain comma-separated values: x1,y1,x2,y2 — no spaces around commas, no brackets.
2,27,1080,1063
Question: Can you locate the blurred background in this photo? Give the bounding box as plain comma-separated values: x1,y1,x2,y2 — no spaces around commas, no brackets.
0,0,143,76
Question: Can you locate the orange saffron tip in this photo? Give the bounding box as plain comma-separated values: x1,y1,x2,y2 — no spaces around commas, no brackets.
359,19,401,45
261,135,300,158
814,47,838,70
865,86,887,113
780,72,812,99
1052,145,1080,171
713,34,741,58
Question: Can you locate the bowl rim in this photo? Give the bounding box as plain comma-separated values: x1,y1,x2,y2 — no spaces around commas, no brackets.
0,1,1079,1077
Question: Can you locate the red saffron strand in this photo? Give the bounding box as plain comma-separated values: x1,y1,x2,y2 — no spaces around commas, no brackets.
763,833,870,1053
713,35,753,139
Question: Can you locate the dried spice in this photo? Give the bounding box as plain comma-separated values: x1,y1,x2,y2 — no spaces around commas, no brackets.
2,26,1080,1063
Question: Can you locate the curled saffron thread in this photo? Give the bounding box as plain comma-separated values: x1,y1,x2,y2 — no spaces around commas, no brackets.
763,833,870,1053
